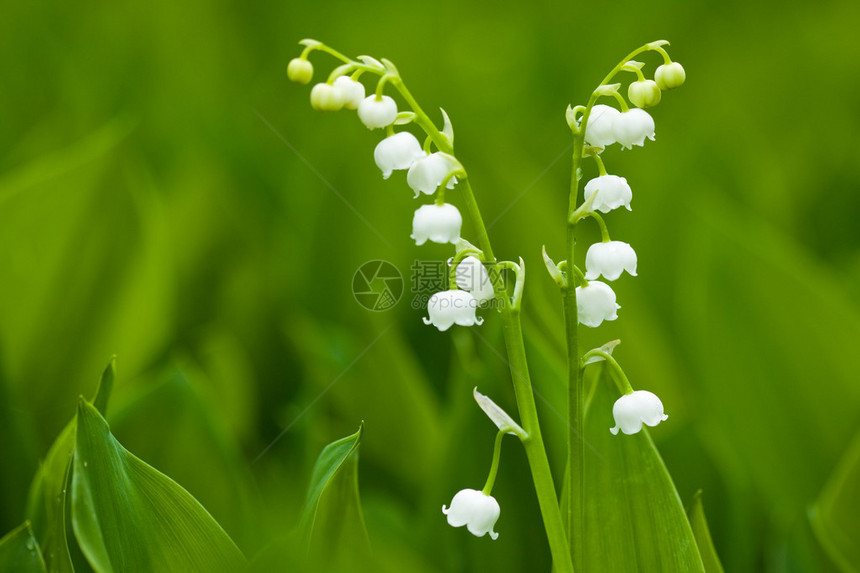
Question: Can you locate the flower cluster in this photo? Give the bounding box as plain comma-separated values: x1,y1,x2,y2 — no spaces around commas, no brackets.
288,43,493,333
569,52,685,330
566,45,684,435
289,40,518,543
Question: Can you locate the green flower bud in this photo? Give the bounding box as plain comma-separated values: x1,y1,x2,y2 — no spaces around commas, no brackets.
287,58,314,84
309,83,345,112
655,62,686,90
627,80,661,108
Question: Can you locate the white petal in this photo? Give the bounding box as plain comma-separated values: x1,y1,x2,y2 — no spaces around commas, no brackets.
358,95,398,129
374,132,424,179
584,104,621,147
585,241,638,281
455,256,495,303
576,281,619,328
583,175,632,214
411,203,462,246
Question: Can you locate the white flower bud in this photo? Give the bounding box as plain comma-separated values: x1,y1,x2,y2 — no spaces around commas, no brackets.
287,58,313,85
357,95,398,129
655,62,686,90
627,79,662,108
442,489,500,540
411,203,462,246
406,153,458,197
584,104,621,147
423,290,483,331
610,390,668,435
576,280,619,328
585,241,638,281
613,108,655,149
583,175,632,213
373,132,425,179
456,256,495,303
309,82,345,112
333,76,366,110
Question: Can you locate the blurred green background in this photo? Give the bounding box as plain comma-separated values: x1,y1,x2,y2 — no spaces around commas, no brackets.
2,0,860,571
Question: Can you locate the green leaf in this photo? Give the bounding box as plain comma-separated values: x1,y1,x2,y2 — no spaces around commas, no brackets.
811,431,860,572
688,491,726,573
0,522,47,573
70,399,246,573
580,365,705,572
299,423,370,561
26,357,116,573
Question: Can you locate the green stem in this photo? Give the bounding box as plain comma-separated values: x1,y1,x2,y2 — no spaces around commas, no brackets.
581,350,634,394
564,134,585,570
482,430,506,495
389,69,574,573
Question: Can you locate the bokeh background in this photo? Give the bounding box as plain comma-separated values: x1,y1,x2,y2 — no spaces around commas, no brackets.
2,0,860,571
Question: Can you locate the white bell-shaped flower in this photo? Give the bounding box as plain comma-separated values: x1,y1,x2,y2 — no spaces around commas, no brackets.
613,108,656,149
584,104,621,147
456,256,495,303
583,175,632,213
423,290,483,331
610,390,668,435
358,95,398,129
374,132,425,179
576,280,619,328
406,152,458,197
333,76,366,110
585,241,638,281
411,203,462,246
442,488,500,540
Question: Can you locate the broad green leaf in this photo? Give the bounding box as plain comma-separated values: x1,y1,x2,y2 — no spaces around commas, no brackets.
26,358,116,573
70,399,246,573
299,423,370,561
108,366,260,551
688,491,725,573
811,431,860,572
579,364,705,572
0,522,47,573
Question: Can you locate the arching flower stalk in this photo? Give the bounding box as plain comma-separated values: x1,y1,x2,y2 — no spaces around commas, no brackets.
289,37,684,571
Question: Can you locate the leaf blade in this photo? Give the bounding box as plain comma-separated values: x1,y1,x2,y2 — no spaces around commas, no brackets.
581,365,705,572
71,399,246,573
0,522,47,573
299,423,370,560
688,491,726,573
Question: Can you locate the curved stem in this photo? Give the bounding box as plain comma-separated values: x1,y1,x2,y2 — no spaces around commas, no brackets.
482,430,506,495
581,350,634,394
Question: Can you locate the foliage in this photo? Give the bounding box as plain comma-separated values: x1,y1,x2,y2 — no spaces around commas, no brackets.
2,0,860,571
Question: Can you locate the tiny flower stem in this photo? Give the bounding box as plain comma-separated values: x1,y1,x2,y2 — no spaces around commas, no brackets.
592,154,608,176
611,91,629,112
580,350,634,394
482,430,507,495
587,212,611,242
653,46,673,65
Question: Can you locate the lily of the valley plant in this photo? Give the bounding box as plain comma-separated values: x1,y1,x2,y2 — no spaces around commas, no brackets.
289,39,685,571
